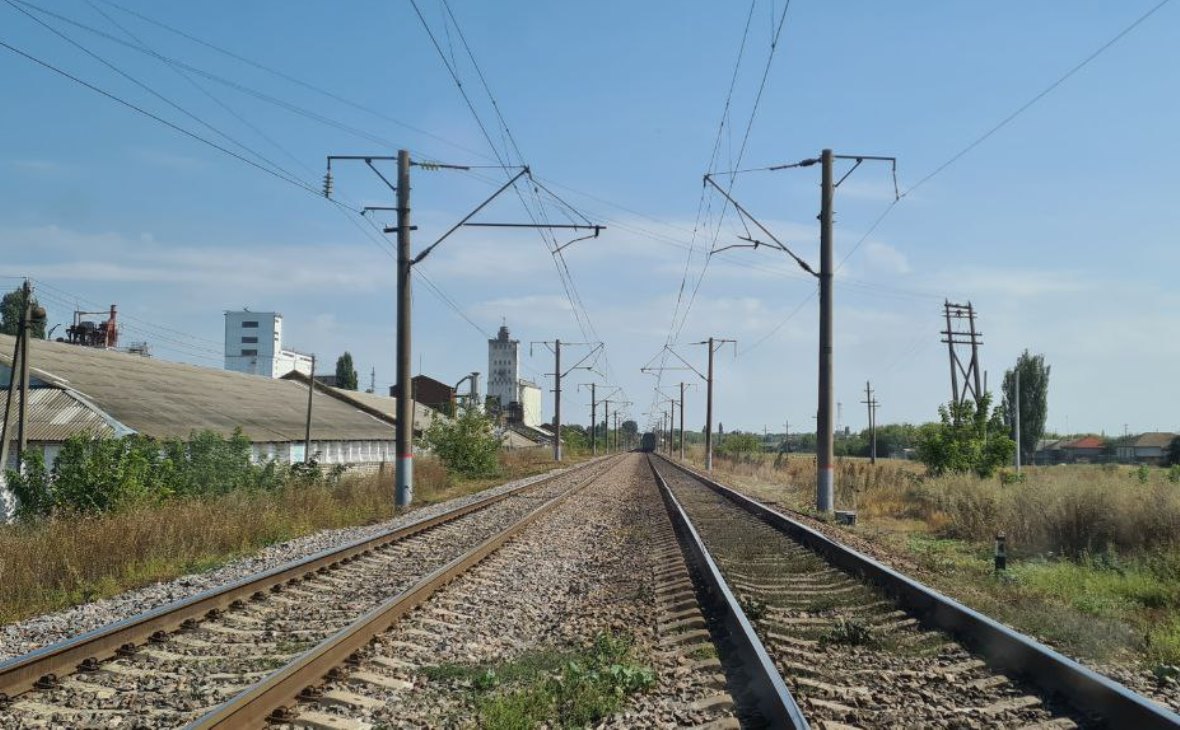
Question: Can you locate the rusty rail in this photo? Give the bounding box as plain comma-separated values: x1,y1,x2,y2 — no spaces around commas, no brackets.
654,454,1180,730
0,456,611,703
188,455,615,727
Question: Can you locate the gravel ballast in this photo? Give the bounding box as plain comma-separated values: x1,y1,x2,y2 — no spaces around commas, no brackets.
0,464,580,663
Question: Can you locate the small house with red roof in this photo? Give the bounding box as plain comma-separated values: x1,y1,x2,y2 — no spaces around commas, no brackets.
1058,435,1106,463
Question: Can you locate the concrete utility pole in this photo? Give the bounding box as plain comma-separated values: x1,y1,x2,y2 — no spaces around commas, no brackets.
613,412,620,451
702,148,896,514
1,280,40,475
862,381,879,466
533,340,601,461
1014,368,1022,473
579,382,597,456
326,150,570,507
679,382,686,459
15,281,35,464
601,399,611,452
706,337,716,470
553,339,562,460
682,337,734,472
817,149,836,513
304,354,316,464
394,150,414,506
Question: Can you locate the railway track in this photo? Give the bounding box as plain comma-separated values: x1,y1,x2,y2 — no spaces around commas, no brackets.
229,452,744,729
649,454,1180,729
0,456,618,728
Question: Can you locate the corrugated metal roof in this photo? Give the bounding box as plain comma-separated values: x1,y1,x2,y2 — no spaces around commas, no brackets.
1,388,114,442
1135,432,1177,449
280,372,437,429
0,335,396,443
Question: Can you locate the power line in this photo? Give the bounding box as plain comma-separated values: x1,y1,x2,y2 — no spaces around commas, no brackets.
0,36,325,198
87,0,495,162
904,0,1173,195
6,0,314,193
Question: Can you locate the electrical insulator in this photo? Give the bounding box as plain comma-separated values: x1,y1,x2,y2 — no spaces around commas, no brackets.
322,171,333,198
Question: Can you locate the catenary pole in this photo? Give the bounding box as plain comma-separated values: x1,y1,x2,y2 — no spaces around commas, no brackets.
15,281,32,465
553,339,562,461
395,149,414,507
705,337,715,472
816,149,835,514
589,383,596,456
679,381,686,459
304,354,315,463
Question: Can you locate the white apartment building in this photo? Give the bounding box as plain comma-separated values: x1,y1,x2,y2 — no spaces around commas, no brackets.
224,310,313,379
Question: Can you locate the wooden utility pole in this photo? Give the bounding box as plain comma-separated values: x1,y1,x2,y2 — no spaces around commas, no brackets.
304,354,316,463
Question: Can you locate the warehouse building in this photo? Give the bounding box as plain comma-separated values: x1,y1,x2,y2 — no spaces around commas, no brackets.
0,334,439,475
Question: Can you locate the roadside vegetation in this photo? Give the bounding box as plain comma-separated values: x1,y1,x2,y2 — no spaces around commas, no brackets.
0,425,571,625
693,447,1180,670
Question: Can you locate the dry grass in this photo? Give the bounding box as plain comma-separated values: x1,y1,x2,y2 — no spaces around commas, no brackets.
0,448,579,626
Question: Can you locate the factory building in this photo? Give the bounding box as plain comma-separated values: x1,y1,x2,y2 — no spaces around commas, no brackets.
223,310,313,379
487,324,543,428
0,334,440,480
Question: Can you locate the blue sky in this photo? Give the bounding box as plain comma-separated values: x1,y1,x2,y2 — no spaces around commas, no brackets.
1,1,1177,437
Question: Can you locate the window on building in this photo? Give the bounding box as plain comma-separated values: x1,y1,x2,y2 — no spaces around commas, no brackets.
241,336,258,344
241,348,258,356
242,321,259,328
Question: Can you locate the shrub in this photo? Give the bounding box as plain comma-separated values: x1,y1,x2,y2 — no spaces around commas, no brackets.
915,394,1015,478
5,429,285,520
716,432,762,460
420,407,500,478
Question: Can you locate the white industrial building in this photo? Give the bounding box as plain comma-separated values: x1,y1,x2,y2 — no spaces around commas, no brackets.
224,310,313,379
487,323,543,429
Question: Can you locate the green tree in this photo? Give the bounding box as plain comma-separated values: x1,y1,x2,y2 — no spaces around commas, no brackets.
0,286,47,338
560,425,587,453
916,394,1015,478
334,352,359,390
1000,350,1050,465
717,432,761,459
1166,436,1180,467
421,407,499,477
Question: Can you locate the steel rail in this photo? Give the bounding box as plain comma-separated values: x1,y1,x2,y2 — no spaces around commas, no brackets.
0,456,611,703
654,454,1180,729
188,455,618,727
647,456,808,729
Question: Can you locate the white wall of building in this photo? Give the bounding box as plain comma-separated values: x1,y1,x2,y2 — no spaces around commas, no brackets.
520,380,542,428
224,311,312,378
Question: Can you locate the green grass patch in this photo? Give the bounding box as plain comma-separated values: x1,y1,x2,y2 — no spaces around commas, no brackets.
421,632,655,729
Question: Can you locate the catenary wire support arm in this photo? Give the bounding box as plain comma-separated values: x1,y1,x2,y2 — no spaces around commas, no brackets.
409,167,528,264
703,173,817,276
